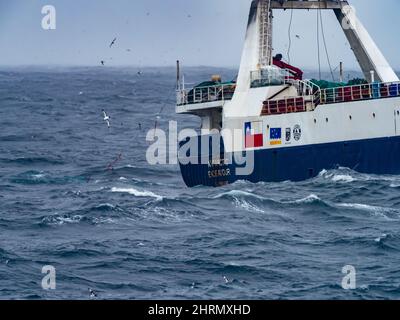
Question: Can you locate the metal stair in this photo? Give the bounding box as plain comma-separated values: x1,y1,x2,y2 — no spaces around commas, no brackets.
258,0,273,67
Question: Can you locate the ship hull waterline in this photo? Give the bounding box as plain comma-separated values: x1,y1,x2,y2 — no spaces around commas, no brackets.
179,136,400,187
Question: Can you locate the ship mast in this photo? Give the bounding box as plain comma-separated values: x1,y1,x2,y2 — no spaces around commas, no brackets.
269,0,398,83
235,0,399,96
258,0,273,68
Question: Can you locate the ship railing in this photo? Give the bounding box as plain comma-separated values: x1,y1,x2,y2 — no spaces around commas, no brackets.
260,81,400,116
320,81,400,105
176,83,236,106
261,96,307,116
286,78,322,107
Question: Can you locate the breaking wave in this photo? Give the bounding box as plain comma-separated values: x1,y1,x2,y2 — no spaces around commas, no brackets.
110,187,163,201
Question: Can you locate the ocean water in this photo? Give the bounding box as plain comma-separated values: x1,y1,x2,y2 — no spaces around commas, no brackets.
1,67,400,300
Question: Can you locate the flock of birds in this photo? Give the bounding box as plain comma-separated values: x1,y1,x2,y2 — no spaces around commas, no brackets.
100,37,143,76
98,35,147,173
87,276,232,299
100,35,143,130
87,15,231,298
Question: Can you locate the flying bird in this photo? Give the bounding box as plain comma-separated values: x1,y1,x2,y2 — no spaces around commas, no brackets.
102,109,111,128
109,37,117,48
107,153,123,171
89,288,98,299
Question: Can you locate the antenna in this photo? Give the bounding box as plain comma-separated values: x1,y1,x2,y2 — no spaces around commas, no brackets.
339,62,343,83
176,60,180,90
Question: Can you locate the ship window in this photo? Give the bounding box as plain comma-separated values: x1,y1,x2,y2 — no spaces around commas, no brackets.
349,115,352,120
314,119,317,124
373,113,376,118
326,118,329,123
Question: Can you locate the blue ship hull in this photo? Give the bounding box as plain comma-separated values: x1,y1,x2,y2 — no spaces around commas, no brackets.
179,136,400,187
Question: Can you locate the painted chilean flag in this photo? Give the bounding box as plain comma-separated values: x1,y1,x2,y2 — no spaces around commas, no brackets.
244,121,263,148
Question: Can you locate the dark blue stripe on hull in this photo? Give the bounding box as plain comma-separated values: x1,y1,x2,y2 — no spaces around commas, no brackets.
179,136,400,187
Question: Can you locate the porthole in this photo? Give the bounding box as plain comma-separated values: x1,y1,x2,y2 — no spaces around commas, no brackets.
373,113,376,118
314,119,317,124
349,115,352,120
326,118,329,123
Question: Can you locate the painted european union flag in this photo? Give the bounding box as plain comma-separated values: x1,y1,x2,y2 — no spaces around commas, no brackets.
270,128,282,140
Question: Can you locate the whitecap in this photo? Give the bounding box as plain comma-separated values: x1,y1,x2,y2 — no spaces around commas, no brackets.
92,217,115,224
211,190,266,213
233,198,265,213
293,194,321,204
43,215,83,225
374,233,388,243
212,190,266,201
95,203,117,210
31,173,46,179
358,174,398,182
339,203,383,211
111,187,163,201
331,174,356,183
318,169,328,176
318,169,356,183
337,203,399,219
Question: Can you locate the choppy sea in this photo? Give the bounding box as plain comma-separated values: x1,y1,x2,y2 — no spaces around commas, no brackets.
0,67,400,300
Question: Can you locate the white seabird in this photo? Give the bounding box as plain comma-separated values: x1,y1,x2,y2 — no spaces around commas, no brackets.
89,288,98,298
102,110,111,128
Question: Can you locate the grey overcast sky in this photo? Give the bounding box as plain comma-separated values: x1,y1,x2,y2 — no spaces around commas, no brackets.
0,0,399,70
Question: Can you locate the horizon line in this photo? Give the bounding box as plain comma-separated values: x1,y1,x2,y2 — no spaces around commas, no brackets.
0,64,373,72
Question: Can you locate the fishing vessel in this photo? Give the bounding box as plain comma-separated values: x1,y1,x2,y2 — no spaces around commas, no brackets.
176,0,400,187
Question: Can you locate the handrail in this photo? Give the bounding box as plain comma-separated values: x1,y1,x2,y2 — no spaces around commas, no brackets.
178,79,400,108
284,78,321,109
262,96,307,116
320,81,400,105
286,78,321,97
261,80,400,116
177,83,236,106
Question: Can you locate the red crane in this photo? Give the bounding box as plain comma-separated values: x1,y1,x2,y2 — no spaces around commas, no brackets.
273,54,303,80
